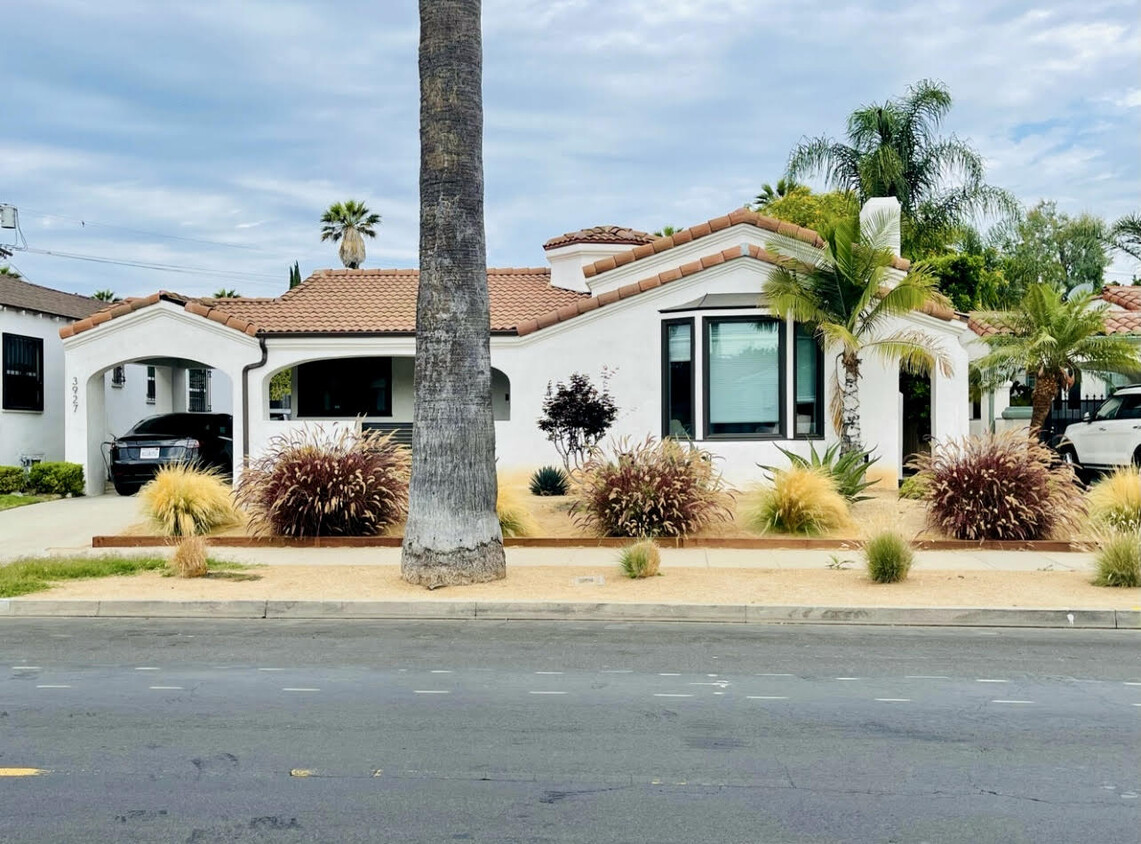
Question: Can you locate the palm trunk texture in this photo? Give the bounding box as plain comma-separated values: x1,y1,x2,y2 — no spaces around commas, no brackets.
402,0,506,588
1029,371,1058,434
840,353,863,455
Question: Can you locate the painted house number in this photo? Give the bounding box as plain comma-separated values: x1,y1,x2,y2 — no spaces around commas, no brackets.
71,377,79,413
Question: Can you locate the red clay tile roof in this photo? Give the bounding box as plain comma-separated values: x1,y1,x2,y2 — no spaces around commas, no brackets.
1102,284,1141,312
542,225,655,251
60,269,588,339
969,286,1141,337
580,207,912,280
0,275,104,320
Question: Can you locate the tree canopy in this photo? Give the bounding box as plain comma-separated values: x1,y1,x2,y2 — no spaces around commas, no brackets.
320,200,382,269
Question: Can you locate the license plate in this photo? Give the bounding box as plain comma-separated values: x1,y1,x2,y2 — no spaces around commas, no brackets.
139,447,161,459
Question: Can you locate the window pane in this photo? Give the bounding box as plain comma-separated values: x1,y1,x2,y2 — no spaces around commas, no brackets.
707,320,780,435
664,322,694,438
297,357,392,418
2,333,44,412
794,324,822,437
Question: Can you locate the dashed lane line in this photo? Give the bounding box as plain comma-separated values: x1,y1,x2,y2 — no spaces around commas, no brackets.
534,671,563,675
149,686,183,691
11,666,41,671
35,685,71,689
529,691,567,695
875,698,912,703
976,679,1009,683
747,696,789,700
413,690,450,695
653,693,694,698
430,670,453,674
906,675,950,680
134,667,160,671
992,700,1034,704
282,688,320,693
0,769,46,777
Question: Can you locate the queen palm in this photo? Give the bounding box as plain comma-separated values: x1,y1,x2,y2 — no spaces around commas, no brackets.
974,284,1141,432
320,200,381,269
786,79,1014,257
762,211,953,454
1109,213,1141,261
402,0,505,587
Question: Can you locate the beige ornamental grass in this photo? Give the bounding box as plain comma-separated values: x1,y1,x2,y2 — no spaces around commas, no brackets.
1086,466,1141,532
744,466,850,536
138,464,240,537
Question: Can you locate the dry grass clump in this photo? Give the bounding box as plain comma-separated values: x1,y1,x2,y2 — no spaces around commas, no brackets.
139,464,240,537
744,466,850,535
863,530,913,583
170,535,209,578
914,431,1084,541
497,483,539,538
619,539,661,578
571,436,732,538
1086,467,1141,532
1092,531,1141,588
236,427,410,537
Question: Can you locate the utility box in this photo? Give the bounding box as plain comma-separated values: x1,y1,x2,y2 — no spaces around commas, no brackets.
0,205,16,229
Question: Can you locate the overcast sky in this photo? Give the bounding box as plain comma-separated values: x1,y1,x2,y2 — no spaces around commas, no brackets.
2,0,1138,299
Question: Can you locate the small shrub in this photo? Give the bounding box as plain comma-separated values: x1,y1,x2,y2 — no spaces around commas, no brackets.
538,371,619,469
915,431,1084,541
571,436,732,537
497,484,538,538
898,474,929,501
0,465,25,494
1093,533,1140,587
139,464,240,537
236,427,410,537
1086,467,1141,532
170,536,209,578
744,466,850,536
619,539,661,578
761,443,880,502
26,462,84,497
864,530,913,583
529,465,569,497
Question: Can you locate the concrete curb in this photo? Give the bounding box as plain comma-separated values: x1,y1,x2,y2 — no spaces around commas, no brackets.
1,599,1137,628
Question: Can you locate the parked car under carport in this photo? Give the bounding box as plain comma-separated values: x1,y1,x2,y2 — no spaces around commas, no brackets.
108,413,233,495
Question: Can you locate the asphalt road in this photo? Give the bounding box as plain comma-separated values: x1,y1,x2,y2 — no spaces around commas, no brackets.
1,620,1138,843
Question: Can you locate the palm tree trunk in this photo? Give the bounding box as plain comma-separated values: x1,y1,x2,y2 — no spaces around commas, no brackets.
402,0,505,588
1029,371,1058,434
339,228,366,269
839,352,863,455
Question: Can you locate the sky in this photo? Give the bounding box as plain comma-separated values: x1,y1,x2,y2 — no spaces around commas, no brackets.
2,0,1139,300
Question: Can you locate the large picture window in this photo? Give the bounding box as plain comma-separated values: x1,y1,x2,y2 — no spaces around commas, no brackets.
703,317,783,438
2,332,44,412
662,319,695,438
297,357,392,418
793,323,824,438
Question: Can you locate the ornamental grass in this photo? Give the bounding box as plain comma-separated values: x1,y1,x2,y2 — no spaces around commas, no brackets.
139,463,240,537
744,466,850,536
1086,466,1141,533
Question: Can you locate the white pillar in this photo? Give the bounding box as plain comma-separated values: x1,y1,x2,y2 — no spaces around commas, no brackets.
230,368,246,483
171,367,188,413
153,367,174,414
930,342,970,444
84,374,106,496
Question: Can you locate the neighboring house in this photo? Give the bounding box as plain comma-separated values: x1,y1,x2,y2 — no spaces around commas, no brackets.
967,285,1141,437
0,273,225,474
59,199,973,496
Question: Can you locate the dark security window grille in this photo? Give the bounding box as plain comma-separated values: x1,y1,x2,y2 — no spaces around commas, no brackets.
188,369,211,412
2,332,44,412
146,366,156,404
662,318,695,439
111,365,126,387
297,357,392,418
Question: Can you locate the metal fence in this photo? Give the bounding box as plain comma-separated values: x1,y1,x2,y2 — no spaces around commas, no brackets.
1041,396,1105,441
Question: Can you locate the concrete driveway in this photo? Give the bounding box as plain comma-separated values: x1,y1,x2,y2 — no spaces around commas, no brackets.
0,495,140,561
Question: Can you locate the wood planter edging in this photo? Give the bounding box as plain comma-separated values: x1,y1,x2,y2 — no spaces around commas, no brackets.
92,535,1085,553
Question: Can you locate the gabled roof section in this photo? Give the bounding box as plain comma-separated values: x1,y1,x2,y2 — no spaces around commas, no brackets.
0,275,104,320
1103,284,1141,312
59,292,260,339
543,225,655,251
580,207,912,280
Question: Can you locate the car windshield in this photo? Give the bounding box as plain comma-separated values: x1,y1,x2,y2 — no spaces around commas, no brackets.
1094,396,1123,421
127,415,203,437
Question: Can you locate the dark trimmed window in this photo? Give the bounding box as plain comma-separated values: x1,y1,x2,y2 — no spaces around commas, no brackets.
111,365,126,387
793,323,824,438
188,369,211,413
703,317,784,438
297,357,392,418
662,319,695,438
2,332,44,412
146,366,156,404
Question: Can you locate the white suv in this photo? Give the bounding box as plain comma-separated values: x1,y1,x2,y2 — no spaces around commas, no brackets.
1057,385,1141,471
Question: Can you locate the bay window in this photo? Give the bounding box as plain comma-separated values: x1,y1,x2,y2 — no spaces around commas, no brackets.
662,319,695,438
703,317,784,438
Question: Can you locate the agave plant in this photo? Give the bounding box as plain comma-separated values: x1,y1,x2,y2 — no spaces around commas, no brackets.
759,442,880,502
529,465,569,496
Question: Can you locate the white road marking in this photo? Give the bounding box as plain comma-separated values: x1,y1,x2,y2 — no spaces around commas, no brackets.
835,677,860,681
1131,703,1141,707
976,679,1008,683
36,685,71,689
992,699,1033,704
430,670,453,674
659,673,681,676
413,690,450,695
11,666,41,671
135,667,160,671
534,671,563,675
282,687,320,692
529,691,567,695
257,667,284,672
906,675,949,680
756,673,793,677
1124,682,1141,686
747,695,789,700
149,686,183,691
653,693,693,698
601,669,633,674
876,698,911,703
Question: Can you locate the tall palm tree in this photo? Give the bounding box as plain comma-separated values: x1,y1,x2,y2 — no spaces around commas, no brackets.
786,79,1015,257
92,289,117,302
974,284,1141,431
402,0,505,588
762,212,954,454
753,177,805,210
320,200,381,269
1109,213,1141,262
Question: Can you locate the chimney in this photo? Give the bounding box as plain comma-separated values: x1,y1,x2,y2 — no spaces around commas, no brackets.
543,226,656,292
860,196,902,257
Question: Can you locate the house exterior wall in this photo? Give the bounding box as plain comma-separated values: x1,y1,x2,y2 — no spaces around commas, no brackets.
0,307,69,466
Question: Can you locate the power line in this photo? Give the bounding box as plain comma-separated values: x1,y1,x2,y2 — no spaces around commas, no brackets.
19,207,271,253
16,246,283,283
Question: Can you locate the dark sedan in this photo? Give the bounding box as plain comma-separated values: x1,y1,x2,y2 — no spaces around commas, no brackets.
109,413,233,495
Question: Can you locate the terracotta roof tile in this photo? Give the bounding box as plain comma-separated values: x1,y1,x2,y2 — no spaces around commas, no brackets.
0,275,104,320
969,303,1141,337
1102,285,1141,312
542,225,655,250
581,208,911,279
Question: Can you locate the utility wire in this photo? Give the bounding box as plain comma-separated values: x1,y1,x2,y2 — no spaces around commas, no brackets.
18,207,271,252
16,246,283,283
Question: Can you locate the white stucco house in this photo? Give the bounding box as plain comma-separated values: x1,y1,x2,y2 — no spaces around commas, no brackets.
60,198,975,496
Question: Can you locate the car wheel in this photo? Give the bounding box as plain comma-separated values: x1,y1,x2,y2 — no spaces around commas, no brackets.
113,481,141,496
1056,446,1087,483
1134,447,1141,468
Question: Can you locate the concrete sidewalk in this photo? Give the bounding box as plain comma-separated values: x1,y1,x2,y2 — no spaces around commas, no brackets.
0,495,138,561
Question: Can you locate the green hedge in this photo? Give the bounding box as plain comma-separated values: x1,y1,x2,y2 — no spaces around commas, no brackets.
0,465,25,494
26,462,85,497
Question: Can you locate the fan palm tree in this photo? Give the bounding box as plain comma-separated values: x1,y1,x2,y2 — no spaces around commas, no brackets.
320,200,381,269
212,288,240,298
786,79,1015,257
1109,213,1141,262
762,211,954,454
974,284,1141,431
402,0,505,588
753,177,805,210
92,289,117,302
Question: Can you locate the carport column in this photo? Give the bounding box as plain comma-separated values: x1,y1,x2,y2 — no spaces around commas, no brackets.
930,340,970,445
153,367,174,414
231,367,247,483
81,374,107,496
171,367,188,413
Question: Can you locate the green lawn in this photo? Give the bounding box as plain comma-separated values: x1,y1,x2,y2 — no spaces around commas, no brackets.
0,494,55,512
0,555,254,598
